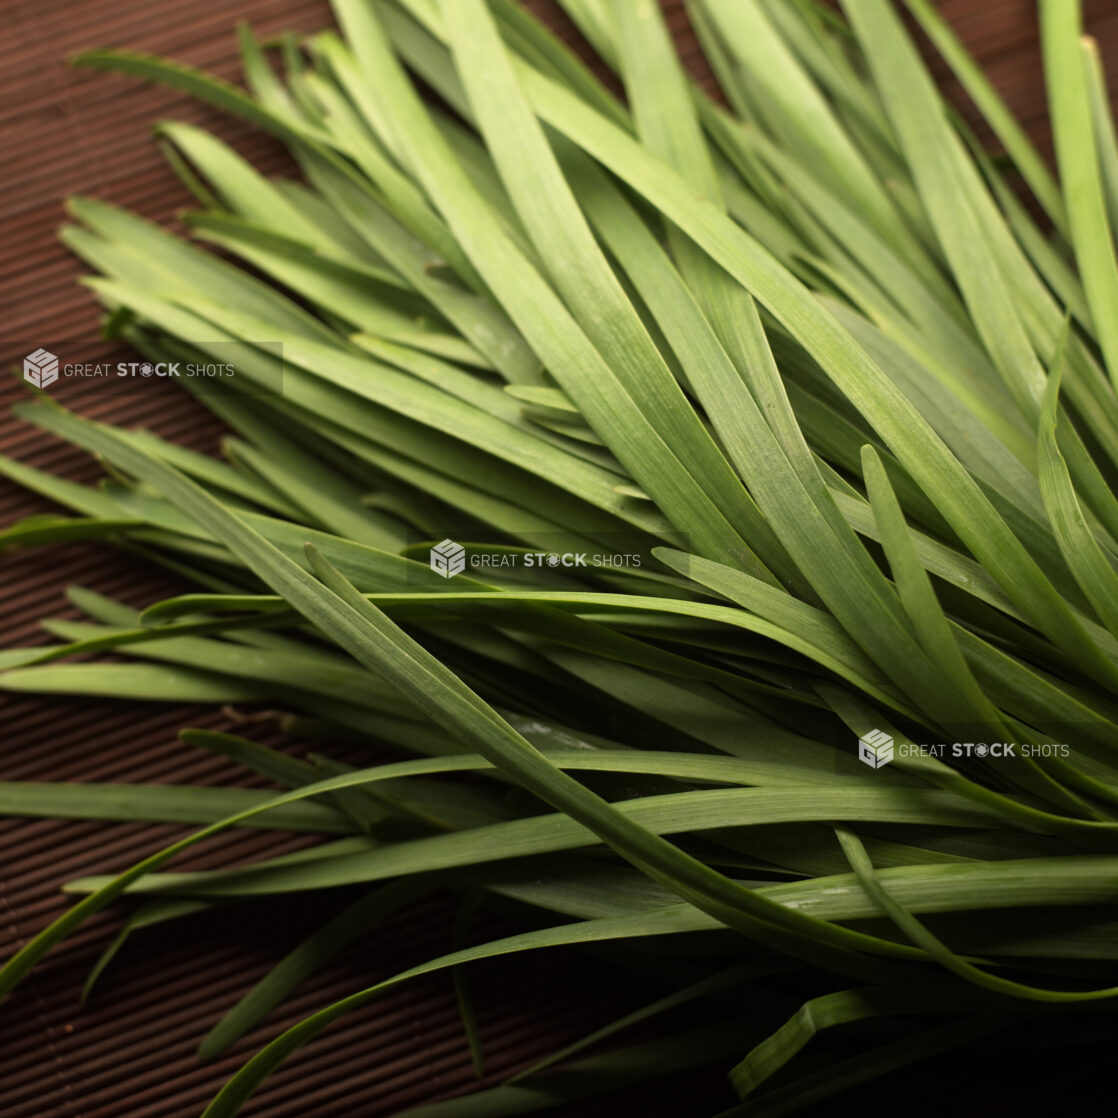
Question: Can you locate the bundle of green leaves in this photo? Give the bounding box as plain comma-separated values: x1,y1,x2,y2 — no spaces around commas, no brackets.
4,0,1118,1113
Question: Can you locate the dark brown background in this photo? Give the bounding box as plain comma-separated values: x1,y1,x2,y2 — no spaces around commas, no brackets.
3,3,1118,1116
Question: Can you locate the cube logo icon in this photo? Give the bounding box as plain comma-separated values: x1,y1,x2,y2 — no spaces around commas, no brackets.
430,538,466,579
858,729,894,769
24,348,59,389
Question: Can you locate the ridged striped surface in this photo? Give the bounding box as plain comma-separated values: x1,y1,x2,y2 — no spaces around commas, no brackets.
3,3,1118,1116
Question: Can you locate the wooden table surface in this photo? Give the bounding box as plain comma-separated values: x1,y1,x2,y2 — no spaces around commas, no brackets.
3,3,1117,1116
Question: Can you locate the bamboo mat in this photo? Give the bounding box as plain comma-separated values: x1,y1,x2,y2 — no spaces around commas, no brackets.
2,3,1117,1115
